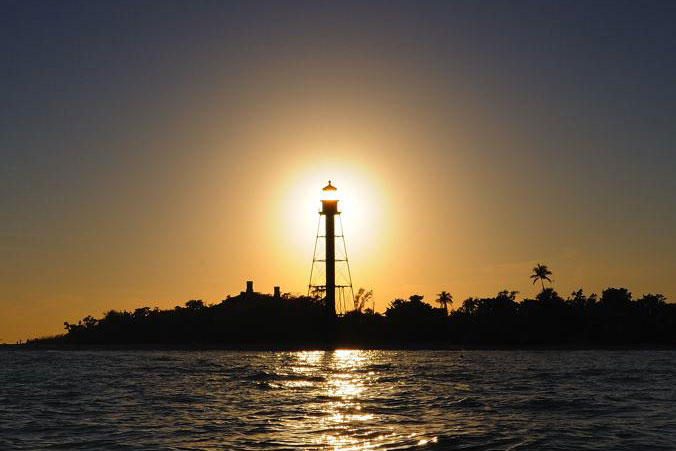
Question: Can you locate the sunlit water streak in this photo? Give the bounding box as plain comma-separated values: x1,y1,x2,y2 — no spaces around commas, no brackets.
1,350,675,450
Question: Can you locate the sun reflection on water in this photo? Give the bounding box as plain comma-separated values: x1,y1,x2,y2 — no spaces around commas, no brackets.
274,350,437,450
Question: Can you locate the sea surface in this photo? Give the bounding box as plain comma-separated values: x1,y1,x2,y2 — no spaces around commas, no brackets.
1,349,675,450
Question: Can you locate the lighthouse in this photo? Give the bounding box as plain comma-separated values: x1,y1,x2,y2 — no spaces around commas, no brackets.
308,181,354,316
321,181,338,314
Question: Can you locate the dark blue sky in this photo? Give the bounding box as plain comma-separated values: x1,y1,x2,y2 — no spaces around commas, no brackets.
3,1,675,199
2,1,676,341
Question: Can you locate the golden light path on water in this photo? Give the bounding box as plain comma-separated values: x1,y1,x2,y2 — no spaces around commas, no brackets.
273,350,438,450
7,350,676,448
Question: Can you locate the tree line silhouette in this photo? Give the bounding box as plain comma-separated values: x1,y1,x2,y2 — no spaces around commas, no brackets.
29,265,675,347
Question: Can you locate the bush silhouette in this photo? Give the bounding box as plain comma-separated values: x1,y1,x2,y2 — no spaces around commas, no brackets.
30,285,676,347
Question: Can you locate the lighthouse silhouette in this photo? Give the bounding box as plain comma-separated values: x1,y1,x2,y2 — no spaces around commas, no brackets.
309,181,354,316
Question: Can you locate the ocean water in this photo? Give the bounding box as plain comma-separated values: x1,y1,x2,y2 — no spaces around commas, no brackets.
1,350,675,450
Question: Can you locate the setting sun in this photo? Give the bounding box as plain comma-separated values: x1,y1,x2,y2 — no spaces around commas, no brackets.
272,156,395,289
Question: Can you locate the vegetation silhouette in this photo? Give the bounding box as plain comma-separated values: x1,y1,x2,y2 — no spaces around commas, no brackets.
436,291,453,313
27,268,676,348
353,288,374,313
530,263,553,291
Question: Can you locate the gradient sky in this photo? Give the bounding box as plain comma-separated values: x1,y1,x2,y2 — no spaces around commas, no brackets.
2,1,676,342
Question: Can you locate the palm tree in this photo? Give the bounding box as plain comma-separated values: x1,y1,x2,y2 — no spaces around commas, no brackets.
436,291,453,313
530,264,553,291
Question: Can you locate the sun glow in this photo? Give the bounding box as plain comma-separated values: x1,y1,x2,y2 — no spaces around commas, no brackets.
274,156,394,280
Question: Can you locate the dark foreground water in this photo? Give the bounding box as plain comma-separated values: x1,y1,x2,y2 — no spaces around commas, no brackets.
1,350,675,450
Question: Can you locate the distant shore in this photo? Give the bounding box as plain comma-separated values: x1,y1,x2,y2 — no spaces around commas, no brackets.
18,286,676,349
5,342,676,351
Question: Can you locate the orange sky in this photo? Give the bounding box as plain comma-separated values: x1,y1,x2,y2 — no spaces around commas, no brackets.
2,2,676,342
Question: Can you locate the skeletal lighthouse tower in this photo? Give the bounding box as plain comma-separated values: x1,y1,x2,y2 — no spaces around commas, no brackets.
309,181,354,316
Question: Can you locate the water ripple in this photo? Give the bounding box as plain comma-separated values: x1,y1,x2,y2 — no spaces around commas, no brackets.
1,349,675,450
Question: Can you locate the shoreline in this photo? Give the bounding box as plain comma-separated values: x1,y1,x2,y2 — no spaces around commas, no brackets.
4,343,676,351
